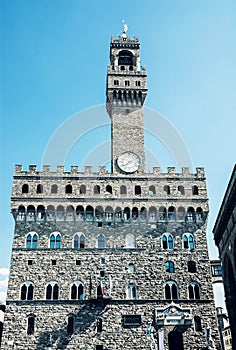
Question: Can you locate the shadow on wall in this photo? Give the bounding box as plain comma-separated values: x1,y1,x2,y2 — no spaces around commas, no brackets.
36,300,107,350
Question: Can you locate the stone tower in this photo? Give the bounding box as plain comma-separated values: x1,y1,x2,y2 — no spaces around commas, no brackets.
106,26,147,174
2,26,220,350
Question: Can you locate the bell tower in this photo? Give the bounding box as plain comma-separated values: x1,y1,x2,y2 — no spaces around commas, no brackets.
106,24,147,174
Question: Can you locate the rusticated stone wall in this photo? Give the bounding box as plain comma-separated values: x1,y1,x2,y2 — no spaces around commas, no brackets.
3,300,219,350
1,166,221,349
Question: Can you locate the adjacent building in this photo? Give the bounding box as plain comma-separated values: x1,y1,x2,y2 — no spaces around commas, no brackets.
213,165,236,349
216,307,232,350
2,26,221,350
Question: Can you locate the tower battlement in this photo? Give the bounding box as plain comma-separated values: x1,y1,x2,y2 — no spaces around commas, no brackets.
14,164,205,179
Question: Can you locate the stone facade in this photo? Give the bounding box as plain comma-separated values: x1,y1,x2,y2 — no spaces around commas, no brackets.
2,28,221,350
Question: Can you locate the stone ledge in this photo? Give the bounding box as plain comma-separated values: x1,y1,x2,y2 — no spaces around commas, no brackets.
6,298,214,306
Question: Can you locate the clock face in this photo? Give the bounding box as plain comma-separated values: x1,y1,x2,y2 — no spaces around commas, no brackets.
117,152,140,173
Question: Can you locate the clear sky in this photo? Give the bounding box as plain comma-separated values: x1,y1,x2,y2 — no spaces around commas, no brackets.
0,0,235,303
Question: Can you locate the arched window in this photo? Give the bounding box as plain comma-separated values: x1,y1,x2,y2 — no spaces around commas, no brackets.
123,207,130,221
32,234,38,248
98,234,105,249
165,261,175,273
120,185,127,195
194,316,202,331
159,206,167,221
183,234,195,250
20,282,34,300
149,207,157,221
80,234,85,248
162,235,167,249
190,234,195,249
188,282,200,299
50,234,55,248
163,185,170,195
192,185,199,195
65,184,72,194
95,206,103,221
187,207,195,222
118,90,122,101
22,184,29,194
149,185,156,195
105,206,113,222
50,233,61,248
56,234,61,248
183,235,188,248
73,234,79,248
17,205,25,221
70,281,84,300
135,185,141,195
46,282,59,300
178,185,185,195
47,205,55,221
164,281,178,299
162,234,173,249
26,234,32,248
67,315,75,334
115,207,122,221
76,205,84,220
53,284,59,299
36,184,43,194
66,205,74,221
188,261,197,273
128,263,135,273
125,234,135,248
177,207,185,221
127,283,137,299
26,232,38,249
46,284,52,299
196,207,203,221
86,205,94,221
118,50,133,66
56,205,65,220
51,184,58,194
20,284,27,300
140,207,146,221
27,316,35,335
27,205,35,221
106,185,112,194
94,185,100,194
37,205,45,221
168,206,176,221
80,185,86,194
132,207,138,220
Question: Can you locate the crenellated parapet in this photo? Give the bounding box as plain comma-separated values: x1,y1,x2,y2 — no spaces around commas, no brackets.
14,164,205,179
11,164,209,227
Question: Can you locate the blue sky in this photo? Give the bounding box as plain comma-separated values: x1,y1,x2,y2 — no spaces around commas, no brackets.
0,0,236,303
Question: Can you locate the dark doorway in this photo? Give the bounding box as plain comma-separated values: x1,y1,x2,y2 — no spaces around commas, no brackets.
168,331,184,350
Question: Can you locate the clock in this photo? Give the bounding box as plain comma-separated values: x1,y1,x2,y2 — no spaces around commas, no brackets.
117,152,140,173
